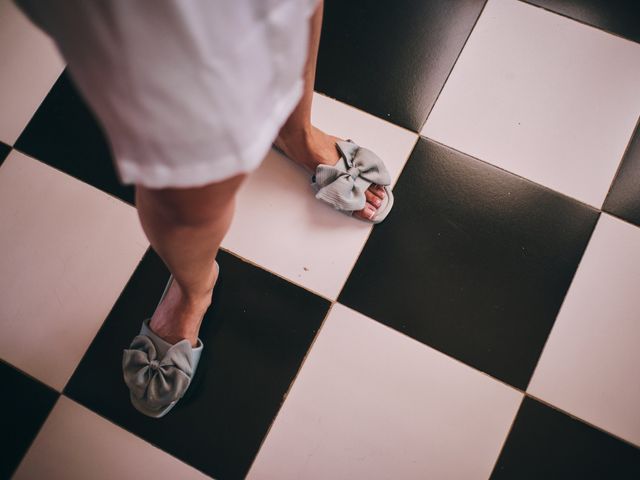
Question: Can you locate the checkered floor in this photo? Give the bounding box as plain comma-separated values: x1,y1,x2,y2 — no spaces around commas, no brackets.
1,0,640,478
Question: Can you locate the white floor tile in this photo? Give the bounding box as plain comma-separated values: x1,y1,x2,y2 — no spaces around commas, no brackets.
0,1,64,145
422,0,640,208
13,396,208,480
222,93,417,299
528,214,640,447
0,152,148,390
247,304,522,480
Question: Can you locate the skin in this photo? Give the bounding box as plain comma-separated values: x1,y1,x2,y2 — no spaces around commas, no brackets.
147,1,386,345
273,0,386,221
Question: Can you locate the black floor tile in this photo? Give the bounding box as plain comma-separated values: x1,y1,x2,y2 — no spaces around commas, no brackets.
339,138,598,389
0,361,59,480
64,248,330,480
316,0,486,132
603,121,640,227
525,0,640,43
14,71,134,204
491,397,640,479
0,142,10,166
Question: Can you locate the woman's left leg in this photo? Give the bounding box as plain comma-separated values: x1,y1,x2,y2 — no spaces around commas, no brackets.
274,0,387,222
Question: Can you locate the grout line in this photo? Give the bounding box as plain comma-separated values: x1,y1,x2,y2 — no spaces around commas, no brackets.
332,303,529,397
11,147,137,209
421,135,604,213
0,146,12,169
599,210,640,230
60,245,151,399
521,211,601,392
0,358,61,479
0,357,61,394
601,114,640,208
244,301,337,477
331,304,640,454
487,394,526,477
10,67,65,151
313,90,420,136
56,394,215,479
331,134,420,301
335,303,532,397
525,393,640,450
8,394,64,479
417,0,490,133
422,129,640,234
218,246,334,304
519,0,640,46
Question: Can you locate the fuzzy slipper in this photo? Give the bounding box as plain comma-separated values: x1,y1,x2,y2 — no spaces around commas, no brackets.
122,263,217,418
312,140,394,224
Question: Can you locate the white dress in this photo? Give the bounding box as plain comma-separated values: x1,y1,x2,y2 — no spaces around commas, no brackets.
17,0,318,188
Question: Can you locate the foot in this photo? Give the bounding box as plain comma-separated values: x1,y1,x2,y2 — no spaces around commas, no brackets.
274,126,386,221
148,265,218,347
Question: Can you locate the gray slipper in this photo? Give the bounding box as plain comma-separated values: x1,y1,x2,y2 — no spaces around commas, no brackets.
312,140,394,224
121,264,216,418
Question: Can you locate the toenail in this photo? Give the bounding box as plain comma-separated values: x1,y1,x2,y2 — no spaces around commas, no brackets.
367,207,376,219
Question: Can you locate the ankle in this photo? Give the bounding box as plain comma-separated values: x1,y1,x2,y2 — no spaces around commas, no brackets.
149,289,210,346
179,285,213,312
178,263,219,307
277,122,313,146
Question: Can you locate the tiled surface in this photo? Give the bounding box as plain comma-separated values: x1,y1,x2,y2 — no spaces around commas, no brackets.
223,93,416,299
0,1,64,145
316,0,486,131
0,361,58,480
13,396,209,480
15,71,135,205
423,0,640,208
248,304,522,480
604,121,640,227
0,141,10,165
0,151,147,390
528,214,640,447
3,0,640,478
491,398,640,479
525,0,640,43
339,137,598,389
64,249,330,480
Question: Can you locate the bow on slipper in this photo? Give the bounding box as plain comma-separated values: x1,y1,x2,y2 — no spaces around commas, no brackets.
123,335,194,410
122,317,203,418
312,140,394,223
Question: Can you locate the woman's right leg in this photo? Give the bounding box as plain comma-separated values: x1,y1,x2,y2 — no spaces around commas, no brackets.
135,173,246,347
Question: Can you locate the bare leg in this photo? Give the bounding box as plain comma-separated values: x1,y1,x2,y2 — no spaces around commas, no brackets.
136,173,246,346
275,0,385,221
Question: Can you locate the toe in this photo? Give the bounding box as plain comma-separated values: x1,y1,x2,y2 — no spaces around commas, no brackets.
370,184,386,200
365,189,383,208
354,202,378,221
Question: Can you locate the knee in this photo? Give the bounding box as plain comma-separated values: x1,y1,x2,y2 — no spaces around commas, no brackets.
136,174,246,228
136,178,243,228
154,196,222,228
